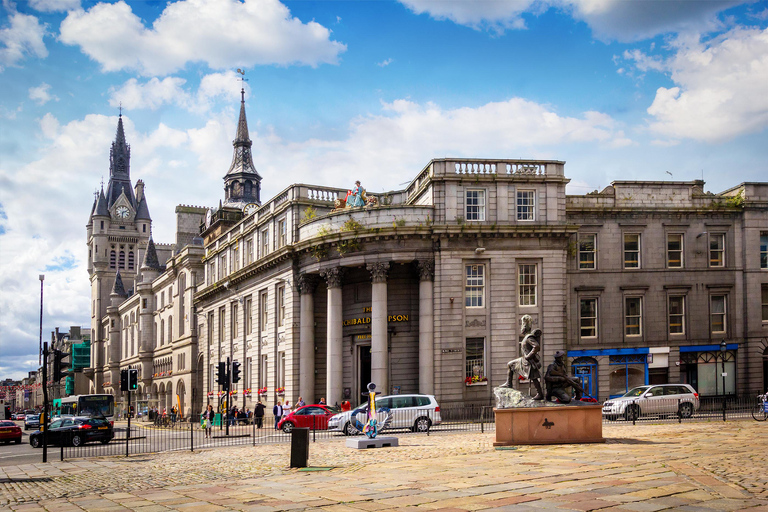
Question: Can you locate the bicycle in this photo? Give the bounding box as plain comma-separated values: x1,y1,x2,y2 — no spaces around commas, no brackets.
751,392,768,421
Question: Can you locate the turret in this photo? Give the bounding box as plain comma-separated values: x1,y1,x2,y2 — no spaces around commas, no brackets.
223,89,262,208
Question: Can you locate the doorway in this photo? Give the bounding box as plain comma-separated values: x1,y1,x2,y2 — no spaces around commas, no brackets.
358,344,371,401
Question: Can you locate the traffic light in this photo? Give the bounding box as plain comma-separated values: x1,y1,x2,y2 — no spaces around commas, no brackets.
120,369,129,392
231,361,241,383
128,368,138,390
52,349,71,382
216,362,227,386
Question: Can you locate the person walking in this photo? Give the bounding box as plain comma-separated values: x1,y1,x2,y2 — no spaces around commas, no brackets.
202,404,215,439
273,401,283,430
255,400,265,428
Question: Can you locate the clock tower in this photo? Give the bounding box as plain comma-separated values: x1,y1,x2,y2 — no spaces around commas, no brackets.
86,113,152,393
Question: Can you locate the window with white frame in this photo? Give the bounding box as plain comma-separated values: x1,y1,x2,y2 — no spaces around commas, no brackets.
246,238,254,265
231,303,238,339
624,233,640,268
232,244,240,272
277,351,286,388
580,298,597,338
760,233,767,269
518,264,537,306
465,338,486,383
260,291,268,330
246,356,252,390
219,254,227,279
277,219,287,248
625,297,642,336
667,233,683,268
709,233,725,267
277,286,285,327
207,261,215,285
516,190,535,221
465,190,485,221
762,284,768,322
245,297,252,334
260,355,268,388
261,228,269,257
669,296,685,334
710,295,726,334
465,264,484,307
579,233,596,270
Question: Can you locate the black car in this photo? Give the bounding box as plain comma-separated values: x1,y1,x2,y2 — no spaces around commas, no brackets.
29,417,113,448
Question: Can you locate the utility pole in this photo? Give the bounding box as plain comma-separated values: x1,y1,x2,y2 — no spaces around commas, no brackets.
42,342,49,463
225,357,231,437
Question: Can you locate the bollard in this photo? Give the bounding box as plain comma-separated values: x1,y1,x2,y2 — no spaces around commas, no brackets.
290,428,310,468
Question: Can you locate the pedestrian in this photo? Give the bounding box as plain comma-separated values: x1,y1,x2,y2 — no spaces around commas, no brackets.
283,401,291,421
255,400,265,428
341,400,351,411
229,406,238,426
171,405,177,423
273,401,283,430
318,397,326,405
246,408,252,425
296,396,306,407
202,404,214,438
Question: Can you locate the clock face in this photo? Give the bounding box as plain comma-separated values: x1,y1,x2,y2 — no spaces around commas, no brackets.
244,203,258,216
116,206,130,219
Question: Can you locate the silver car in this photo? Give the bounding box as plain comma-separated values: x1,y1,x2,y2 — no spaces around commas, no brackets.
328,394,441,435
602,384,700,421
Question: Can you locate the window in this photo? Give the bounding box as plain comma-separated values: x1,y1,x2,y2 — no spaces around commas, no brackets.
219,254,227,278
580,298,597,338
465,264,484,307
760,233,768,269
278,219,287,248
518,264,537,306
110,251,116,269
516,190,535,221
118,250,126,269
246,238,254,265
231,304,238,339
710,295,726,333
465,190,485,221
277,351,286,388
465,338,485,383
667,234,683,268
246,357,252,389
232,245,240,272
207,261,215,285
763,285,768,322
277,286,285,327
579,234,596,270
669,296,685,334
128,251,135,270
160,319,165,345
167,316,172,342
245,297,252,334
709,233,725,267
625,297,642,336
160,292,165,308
260,355,268,388
260,291,268,330
623,234,640,268
260,228,269,258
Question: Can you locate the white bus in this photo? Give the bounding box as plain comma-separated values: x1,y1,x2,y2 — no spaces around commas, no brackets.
57,395,115,425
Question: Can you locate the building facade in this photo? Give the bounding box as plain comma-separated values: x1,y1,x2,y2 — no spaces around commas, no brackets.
86,96,768,415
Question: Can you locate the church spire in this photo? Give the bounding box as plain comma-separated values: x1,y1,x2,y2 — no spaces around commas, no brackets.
105,113,135,209
223,89,262,207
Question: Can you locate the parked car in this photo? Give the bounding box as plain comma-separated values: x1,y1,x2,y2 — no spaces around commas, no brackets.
29,417,113,448
0,420,22,444
24,414,40,430
328,394,441,435
602,384,700,421
278,404,339,433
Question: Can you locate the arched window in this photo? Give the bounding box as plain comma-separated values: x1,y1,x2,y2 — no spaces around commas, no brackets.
178,274,186,336
154,321,158,348
128,251,135,270
168,316,173,343
160,319,165,345
110,251,116,269
118,251,125,269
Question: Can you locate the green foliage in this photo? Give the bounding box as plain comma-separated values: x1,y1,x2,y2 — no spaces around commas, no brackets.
341,218,363,232
301,206,317,223
567,240,578,258
337,238,361,256
309,244,328,261
725,191,745,208
317,225,334,237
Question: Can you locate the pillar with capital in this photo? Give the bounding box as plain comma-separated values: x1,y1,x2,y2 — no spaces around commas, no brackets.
320,267,344,405
417,260,435,395
367,261,390,394
297,273,317,402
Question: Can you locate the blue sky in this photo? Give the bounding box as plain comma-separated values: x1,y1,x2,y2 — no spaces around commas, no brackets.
1,0,767,380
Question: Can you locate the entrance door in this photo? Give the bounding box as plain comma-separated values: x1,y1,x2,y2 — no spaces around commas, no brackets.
358,344,371,400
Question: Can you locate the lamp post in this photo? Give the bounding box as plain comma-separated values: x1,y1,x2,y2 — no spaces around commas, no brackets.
720,339,727,422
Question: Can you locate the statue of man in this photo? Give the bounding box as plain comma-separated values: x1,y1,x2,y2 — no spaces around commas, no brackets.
544,350,585,403
501,315,544,400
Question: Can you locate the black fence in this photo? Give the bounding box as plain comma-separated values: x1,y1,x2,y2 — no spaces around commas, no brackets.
39,395,767,461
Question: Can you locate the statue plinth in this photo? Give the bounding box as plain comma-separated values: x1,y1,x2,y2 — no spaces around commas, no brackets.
493,387,605,446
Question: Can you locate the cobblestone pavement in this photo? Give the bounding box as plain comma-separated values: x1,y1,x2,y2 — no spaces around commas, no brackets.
1,420,767,511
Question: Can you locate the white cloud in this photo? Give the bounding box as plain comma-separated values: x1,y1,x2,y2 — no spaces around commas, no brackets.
398,0,744,41
0,9,47,71
39,112,59,138
28,0,80,12
646,27,768,142
59,0,347,76
29,82,58,105
377,58,393,67
109,77,190,110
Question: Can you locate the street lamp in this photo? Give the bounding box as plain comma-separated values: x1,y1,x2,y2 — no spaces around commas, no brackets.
720,339,727,422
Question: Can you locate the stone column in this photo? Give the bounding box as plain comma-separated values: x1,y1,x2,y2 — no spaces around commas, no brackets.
368,262,390,393
320,267,344,405
417,260,435,395
297,274,317,402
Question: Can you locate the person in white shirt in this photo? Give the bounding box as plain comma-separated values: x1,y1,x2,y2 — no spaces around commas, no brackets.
282,401,291,419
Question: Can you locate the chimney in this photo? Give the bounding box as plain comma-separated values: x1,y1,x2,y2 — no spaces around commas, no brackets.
135,180,145,204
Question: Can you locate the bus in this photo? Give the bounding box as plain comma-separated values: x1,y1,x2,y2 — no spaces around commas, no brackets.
58,395,115,425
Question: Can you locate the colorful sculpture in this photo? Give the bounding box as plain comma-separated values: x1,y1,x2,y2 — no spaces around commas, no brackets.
350,382,392,438
347,180,366,207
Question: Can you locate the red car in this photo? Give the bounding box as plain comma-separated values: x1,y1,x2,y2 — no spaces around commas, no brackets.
0,420,22,444
278,404,339,433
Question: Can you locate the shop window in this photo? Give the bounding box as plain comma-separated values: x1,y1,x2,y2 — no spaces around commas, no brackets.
608,354,646,397
465,264,484,308
667,233,683,268
466,190,485,221
465,338,486,384
518,264,537,306
579,298,597,338
623,234,640,269
625,297,642,336
579,233,596,270
709,233,725,267
516,190,535,221
648,367,669,386
694,351,736,395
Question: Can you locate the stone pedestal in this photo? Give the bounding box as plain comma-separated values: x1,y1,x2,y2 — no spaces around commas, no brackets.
346,436,399,449
494,405,604,446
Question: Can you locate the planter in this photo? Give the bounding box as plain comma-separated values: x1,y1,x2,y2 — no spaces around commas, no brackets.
466,381,488,387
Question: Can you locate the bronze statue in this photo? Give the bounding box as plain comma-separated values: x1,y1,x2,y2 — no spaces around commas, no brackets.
544,350,585,403
501,315,544,400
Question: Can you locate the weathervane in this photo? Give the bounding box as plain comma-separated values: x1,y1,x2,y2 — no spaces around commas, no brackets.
119,102,122,116
236,69,248,101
